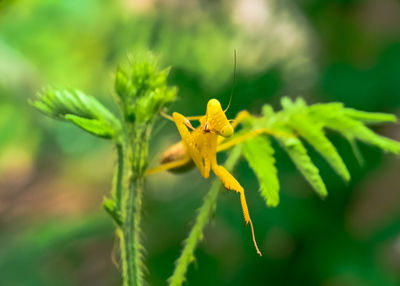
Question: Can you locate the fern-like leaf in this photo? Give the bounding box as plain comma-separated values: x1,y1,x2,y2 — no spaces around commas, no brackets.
32,89,122,140
243,136,280,207
281,97,351,181
309,103,400,154
278,136,328,198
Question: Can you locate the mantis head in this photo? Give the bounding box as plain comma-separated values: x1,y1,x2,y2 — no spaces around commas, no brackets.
202,51,237,138
205,99,233,138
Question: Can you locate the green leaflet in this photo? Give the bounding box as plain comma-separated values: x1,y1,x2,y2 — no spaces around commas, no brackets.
289,114,350,181
309,103,396,124
309,103,400,155
32,89,122,141
282,98,350,182
64,114,116,139
278,136,328,198
243,136,280,207
344,108,397,124
323,115,400,154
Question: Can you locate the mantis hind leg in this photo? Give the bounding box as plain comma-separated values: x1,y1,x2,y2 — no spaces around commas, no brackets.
212,164,262,256
145,155,192,176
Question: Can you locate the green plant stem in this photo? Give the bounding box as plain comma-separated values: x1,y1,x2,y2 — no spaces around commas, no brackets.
120,126,150,286
115,142,124,211
168,145,242,286
121,176,144,286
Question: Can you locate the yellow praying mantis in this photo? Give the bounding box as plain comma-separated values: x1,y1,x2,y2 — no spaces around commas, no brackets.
145,99,267,256
144,52,287,256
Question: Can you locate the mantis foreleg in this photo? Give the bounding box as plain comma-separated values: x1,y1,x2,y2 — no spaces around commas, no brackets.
172,112,210,178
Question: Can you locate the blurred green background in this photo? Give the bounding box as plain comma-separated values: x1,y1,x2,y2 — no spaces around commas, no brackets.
1,0,400,285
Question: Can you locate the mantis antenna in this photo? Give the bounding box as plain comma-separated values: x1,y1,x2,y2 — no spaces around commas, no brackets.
224,49,237,113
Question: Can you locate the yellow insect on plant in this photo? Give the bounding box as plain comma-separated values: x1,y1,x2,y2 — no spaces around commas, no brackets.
146,98,262,256
32,51,400,286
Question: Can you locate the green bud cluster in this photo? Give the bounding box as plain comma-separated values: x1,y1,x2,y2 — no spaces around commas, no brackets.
115,56,177,124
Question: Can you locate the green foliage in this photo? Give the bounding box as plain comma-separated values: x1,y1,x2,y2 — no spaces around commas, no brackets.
115,56,177,124
32,54,178,286
167,97,399,286
166,95,399,286
342,108,397,124
239,97,400,204
278,136,327,197
2,0,399,285
243,136,280,207
308,102,400,154
281,97,350,181
64,114,116,139
31,89,122,140
31,53,400,286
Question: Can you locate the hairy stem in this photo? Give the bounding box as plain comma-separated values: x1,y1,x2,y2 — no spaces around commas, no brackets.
121,176,144,286
120,127,150,286
168,145,242,286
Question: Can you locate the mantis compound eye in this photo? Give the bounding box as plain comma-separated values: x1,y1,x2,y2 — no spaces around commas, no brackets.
219,124,233,137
